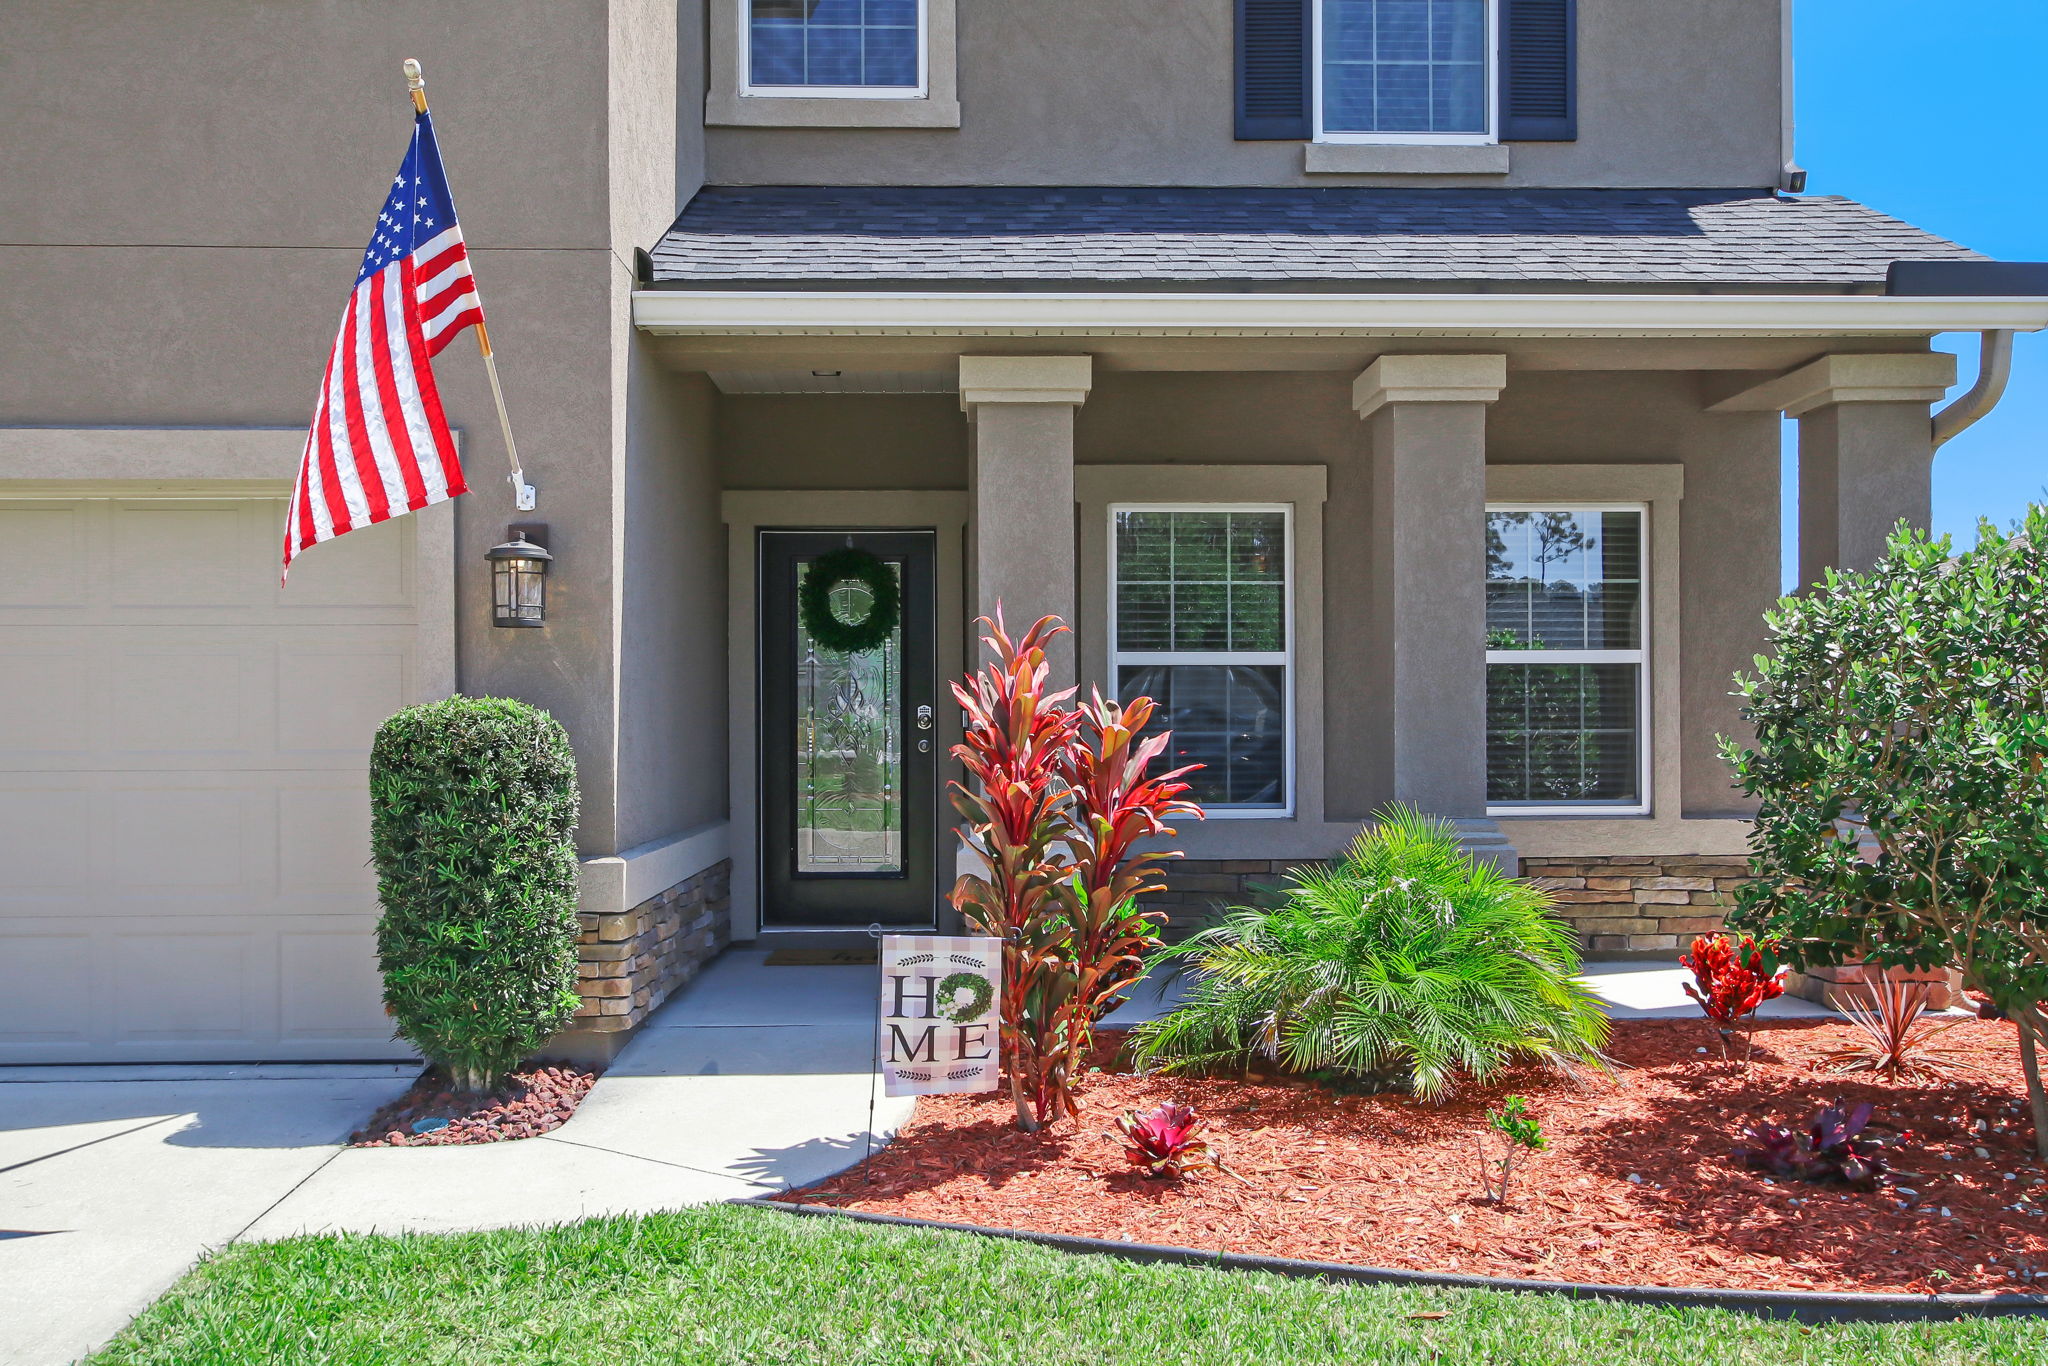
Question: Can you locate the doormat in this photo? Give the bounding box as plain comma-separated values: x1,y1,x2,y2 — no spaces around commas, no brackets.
764,947,878,967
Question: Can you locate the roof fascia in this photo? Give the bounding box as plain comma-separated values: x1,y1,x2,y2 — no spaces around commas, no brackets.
632,290,2048,338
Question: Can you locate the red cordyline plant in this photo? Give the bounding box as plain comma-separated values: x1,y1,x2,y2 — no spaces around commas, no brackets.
1115,1102,1217,1179
949,610,1201,1132
1680,933,1786,1064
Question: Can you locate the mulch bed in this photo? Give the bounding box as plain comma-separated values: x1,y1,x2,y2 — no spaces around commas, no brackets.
350,1063,601,1147
782,1018,2048,1295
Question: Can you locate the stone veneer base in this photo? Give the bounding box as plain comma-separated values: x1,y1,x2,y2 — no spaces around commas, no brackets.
551,858,733,1065
1143,854,1754,958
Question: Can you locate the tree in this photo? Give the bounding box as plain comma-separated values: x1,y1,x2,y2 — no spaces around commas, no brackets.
1720,508,2048,1157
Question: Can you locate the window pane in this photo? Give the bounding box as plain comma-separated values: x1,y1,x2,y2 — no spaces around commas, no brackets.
1117,580,1171,651
795,559,903,871
1230,583,1284,651
1174,582,1229,651
1322,0,1487,134
1487,663,1641,805
749,0,919,88
1485,509,1642,650
1120,665,1286,808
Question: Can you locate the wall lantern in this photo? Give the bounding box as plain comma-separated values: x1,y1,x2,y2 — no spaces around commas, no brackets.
487,524,552,628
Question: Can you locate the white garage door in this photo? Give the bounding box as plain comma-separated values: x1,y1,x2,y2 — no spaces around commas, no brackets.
0,494,441,1062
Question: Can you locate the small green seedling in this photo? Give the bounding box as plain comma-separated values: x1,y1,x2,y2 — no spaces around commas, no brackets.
1478,1095,1548,1205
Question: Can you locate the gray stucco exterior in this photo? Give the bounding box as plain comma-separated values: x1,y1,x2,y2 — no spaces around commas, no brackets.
4,1,2044,1062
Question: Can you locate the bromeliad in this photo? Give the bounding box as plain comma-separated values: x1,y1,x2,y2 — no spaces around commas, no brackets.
1115,1102,1217,1179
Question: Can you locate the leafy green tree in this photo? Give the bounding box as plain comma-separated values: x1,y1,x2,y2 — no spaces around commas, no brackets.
1721,508,2048,1156
1132,806,1608,1100
370,696,583,1093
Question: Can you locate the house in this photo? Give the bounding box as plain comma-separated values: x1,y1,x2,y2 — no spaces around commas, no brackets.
3,1,2043,1067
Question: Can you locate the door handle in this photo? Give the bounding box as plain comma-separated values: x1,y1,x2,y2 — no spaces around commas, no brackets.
916,704,933,731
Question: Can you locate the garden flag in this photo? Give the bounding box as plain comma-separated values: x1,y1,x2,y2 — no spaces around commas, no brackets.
281,105,483,580
879,936,1001,1097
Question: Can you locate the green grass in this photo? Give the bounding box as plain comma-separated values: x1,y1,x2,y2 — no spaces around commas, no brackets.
90,1203,2044,1365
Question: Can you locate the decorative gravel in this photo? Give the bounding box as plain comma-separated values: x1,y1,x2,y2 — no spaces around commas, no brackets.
350,1064,601,1147
784,1017,2048,1295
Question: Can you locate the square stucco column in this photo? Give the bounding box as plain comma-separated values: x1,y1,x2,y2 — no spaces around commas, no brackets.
1355,355,1506,817
1710,353,1954,586
960,356,1092,685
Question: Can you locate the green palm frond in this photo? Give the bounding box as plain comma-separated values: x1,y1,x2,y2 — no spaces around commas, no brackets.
1130,804,1609,1100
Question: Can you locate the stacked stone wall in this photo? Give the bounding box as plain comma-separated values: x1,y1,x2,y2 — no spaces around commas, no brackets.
559,859,732,1057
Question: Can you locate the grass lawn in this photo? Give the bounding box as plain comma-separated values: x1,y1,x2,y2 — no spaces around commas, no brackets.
90,1203,2044,1365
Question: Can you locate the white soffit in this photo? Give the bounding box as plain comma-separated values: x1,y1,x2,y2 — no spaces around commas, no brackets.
639,291,2048,339
706,369,957,394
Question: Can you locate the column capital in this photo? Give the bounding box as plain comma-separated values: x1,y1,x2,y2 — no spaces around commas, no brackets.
1709,352,1957,418
1351,354,1507,418
958,355,1093,412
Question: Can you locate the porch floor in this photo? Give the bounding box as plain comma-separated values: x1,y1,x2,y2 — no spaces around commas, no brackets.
1097,957,1842,1027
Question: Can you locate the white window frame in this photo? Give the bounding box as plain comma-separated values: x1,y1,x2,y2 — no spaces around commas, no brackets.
1313,0,1498,145
1108,503,1295,819
738,0,930,101
1484,501,1652,818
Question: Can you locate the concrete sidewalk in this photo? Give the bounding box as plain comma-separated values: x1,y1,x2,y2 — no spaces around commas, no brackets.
0,951,908,1366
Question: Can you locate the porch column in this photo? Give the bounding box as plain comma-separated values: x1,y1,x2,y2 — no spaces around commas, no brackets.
1709,353,1955,586
1354,354,1506,816
959,355,1092,685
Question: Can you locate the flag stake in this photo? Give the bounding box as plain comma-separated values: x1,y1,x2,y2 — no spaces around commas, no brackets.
404,59,536,512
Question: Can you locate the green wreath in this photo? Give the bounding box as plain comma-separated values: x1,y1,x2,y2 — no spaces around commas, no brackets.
799,547,900,654
936,971,994,1024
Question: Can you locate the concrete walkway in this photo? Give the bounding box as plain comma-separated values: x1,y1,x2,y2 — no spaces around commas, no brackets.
0,951,909,1366
0,951,1835,1364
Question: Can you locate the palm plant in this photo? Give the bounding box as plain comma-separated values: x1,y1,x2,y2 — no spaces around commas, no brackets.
1131,806,1608,1100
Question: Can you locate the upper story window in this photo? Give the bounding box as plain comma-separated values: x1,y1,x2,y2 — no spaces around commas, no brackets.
1113,507,1292,816
1484,506,1648,815
1316,0,1495,143
744,0,926,98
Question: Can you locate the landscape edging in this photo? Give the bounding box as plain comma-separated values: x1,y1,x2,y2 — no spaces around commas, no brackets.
744,1197,2048,1324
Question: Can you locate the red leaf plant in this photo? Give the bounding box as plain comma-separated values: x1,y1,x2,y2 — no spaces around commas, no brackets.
1680,934,1786,1065
1115,1102,1217,1179
949,610,1201,1132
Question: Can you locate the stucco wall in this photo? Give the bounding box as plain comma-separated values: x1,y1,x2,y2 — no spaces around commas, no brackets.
618,362,728,849
701,0,1786,190
0,1,701,860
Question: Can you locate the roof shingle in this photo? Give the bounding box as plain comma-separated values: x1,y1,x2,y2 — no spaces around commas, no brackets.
647,186,1984,289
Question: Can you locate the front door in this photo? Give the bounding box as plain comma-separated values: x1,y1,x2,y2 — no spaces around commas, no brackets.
759,530,940,927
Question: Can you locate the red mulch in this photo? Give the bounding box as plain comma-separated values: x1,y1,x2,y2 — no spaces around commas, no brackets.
350,1063,601,1147
782,1018,2048,1295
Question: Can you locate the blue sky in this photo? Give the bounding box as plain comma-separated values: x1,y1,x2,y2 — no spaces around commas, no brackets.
1783,0,2047,580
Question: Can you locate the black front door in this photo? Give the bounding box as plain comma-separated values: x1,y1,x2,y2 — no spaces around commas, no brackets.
759,530,940,927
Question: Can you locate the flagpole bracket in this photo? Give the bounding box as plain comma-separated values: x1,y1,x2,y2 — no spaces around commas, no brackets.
513,478,537,512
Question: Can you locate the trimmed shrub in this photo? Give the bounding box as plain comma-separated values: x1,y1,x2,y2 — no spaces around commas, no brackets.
1132,805,1608,1100
370,696,582,1092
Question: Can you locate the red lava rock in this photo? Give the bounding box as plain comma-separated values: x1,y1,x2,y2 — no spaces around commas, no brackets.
351,1061,602,1150
784,1017,2048,1297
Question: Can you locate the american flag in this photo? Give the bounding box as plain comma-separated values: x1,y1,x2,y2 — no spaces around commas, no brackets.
282,108,482,578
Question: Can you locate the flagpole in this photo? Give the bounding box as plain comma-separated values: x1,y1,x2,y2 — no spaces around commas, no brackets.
403,59,536,512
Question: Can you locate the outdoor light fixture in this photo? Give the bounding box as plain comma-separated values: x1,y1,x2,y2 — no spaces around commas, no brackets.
487,525,552,628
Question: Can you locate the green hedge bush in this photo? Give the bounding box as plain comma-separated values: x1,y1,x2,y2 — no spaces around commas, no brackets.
369,696,582,1092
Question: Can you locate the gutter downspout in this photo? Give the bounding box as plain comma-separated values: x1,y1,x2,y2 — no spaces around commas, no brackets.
1932,329,2016,449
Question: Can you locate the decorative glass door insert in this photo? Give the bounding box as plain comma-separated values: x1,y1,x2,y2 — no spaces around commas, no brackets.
794,564,904,873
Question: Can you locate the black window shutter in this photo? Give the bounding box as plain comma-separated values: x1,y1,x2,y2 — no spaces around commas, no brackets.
1499,0,1577,141
1235,0,1311,141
